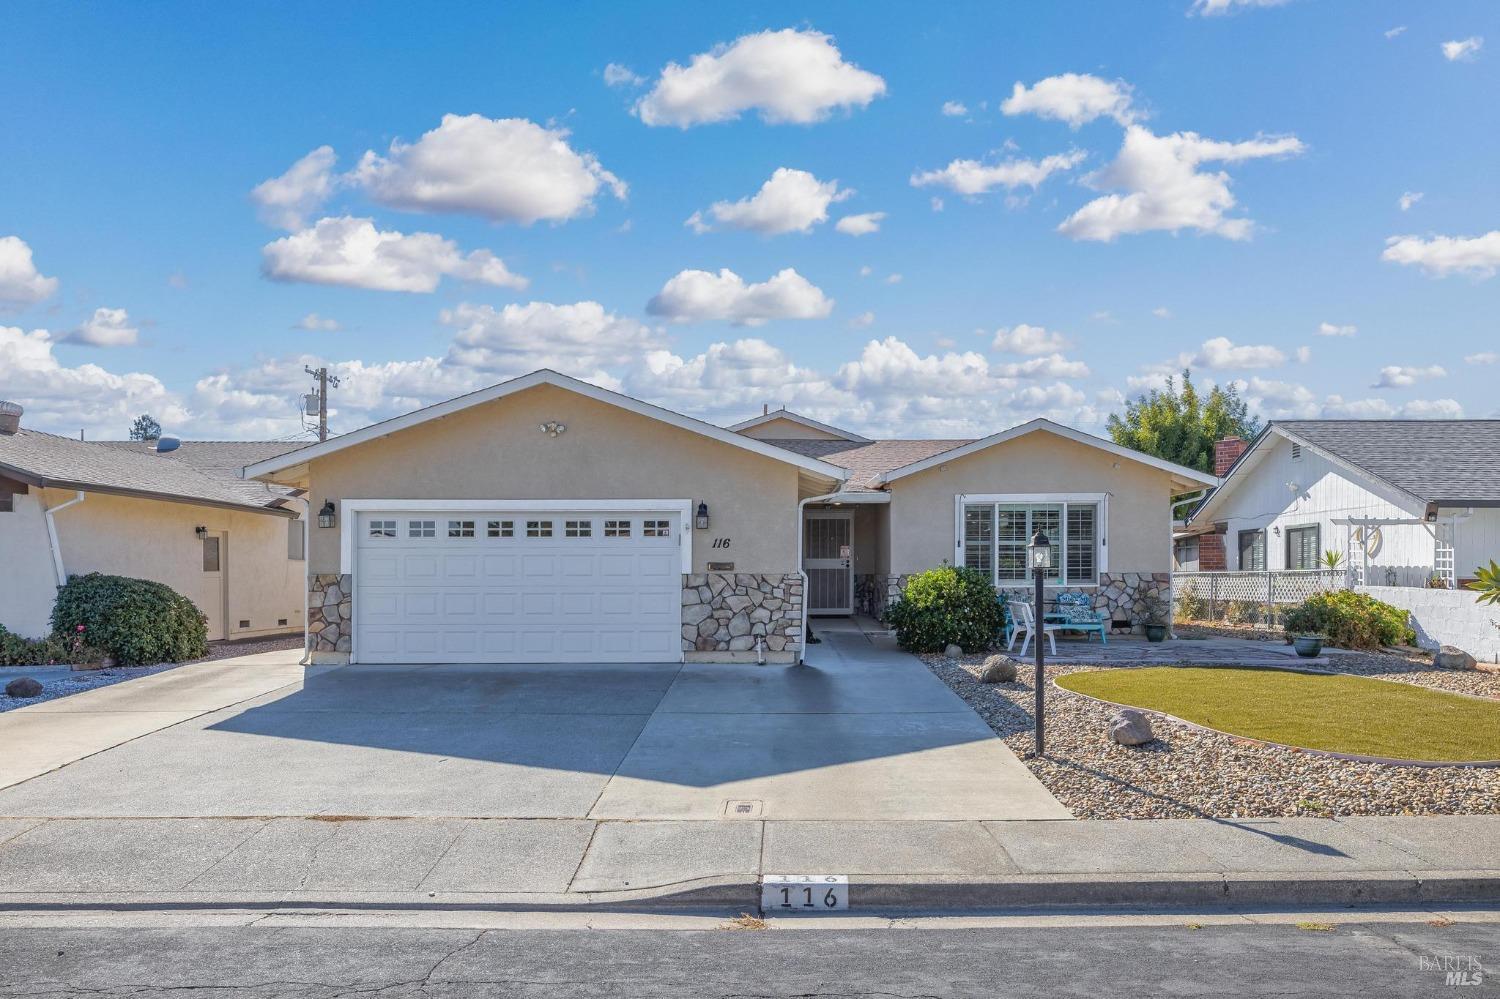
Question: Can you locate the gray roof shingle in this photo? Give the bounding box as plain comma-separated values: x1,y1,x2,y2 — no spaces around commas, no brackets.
762,438,975,490
1273,420,1500,504
0,431,299,513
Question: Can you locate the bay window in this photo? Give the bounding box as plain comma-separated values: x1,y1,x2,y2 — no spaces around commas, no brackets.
961,497,1103,587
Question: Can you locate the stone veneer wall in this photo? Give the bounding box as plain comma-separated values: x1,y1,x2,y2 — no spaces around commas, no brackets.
308,573,352,657
682,573,802,657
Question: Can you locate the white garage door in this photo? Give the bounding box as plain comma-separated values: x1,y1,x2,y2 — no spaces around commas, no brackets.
353,509,683,664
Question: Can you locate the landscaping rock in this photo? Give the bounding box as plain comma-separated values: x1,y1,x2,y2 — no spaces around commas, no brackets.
1107,709,1155,747
4,677,43,698
979,655,1018,684
944,644,963,659
1435,645,1478,671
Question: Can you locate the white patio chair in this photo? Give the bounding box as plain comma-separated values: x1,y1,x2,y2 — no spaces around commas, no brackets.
1006,600,1059,658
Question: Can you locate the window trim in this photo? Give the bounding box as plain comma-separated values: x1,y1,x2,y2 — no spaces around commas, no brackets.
955,492,1108,588
1237,528,1266,572
1285,524,1320,571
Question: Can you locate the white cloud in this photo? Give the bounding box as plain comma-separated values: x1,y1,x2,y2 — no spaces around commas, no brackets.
251,146,337,230
295,312,340,332
848,311,875,329
60,307,138,347
634,28,886,127
1442,37,1483,62
441,300,662,377
1189,336,1287,369
1385,26,1407,39
1232,377,1319,419
1000,73,1136,128
350,114,625,224
646,267,833,326
0,236,59,308
686,168,850,235
930,196,945,212
1466,352,1498,364
1321,395,1397,419
884,273,903,284
0,325,189,439
1153,306,1173,318
941,100,968,117
1059,126,1304,241
858,265,873,277
995,353,1091,379
1373,364,1446,388
1317,322,1356,337
261,216,529,293
992,324,1069,355
1398,191,1423,211
1381,231,1500,278
1295,345,1311,363
835,211,885,236
910,150,1086,196
1401,398,1463,419
603,62,645,87
1190,0,1290,15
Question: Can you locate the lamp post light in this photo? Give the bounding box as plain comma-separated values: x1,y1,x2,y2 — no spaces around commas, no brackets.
1028,528,1052,757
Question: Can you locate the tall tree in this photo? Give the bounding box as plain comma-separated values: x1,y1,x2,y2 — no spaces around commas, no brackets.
1106,370,1261,474
128,413,162,442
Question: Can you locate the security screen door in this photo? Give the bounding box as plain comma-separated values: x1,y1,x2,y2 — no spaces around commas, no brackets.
804,510,853,615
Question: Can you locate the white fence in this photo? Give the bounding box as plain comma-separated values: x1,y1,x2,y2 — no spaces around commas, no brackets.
1358,585,1500,663
1172,570,1347,626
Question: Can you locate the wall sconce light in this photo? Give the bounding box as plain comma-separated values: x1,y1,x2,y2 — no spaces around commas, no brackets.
695,502,710,530
1273,525,1281,537
194,525,207,538
539,421,566,437
317,500,337,529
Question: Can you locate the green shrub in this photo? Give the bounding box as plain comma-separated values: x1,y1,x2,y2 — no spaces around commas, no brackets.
1281,590,1415,649
1226,599,1263,627
1175,590,1207,621
0,625,70,666
49,573,208,666
885,565,1004,653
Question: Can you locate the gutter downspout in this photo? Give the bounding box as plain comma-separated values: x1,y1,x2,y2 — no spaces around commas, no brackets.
796,490,844,665
43,491,86,586
294,495,313,665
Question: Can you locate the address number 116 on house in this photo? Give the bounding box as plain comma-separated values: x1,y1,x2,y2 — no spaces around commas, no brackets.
761,874,848,912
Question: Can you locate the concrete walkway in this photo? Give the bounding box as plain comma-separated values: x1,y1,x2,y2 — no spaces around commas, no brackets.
0,814,1493,912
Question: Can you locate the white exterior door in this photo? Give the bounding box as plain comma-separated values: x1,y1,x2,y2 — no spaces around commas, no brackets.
804,510,853,615
353,509,683,664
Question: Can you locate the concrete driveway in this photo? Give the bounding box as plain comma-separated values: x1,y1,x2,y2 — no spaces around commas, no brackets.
0,632,1067,822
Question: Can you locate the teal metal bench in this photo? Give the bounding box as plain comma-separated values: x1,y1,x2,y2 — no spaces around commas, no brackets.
1052,592,1108,644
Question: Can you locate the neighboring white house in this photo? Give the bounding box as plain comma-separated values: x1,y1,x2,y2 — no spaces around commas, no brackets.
1182,420,1500,588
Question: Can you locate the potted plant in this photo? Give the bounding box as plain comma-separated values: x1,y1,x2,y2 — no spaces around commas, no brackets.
1140,595,1170,643
1292,633,1324,658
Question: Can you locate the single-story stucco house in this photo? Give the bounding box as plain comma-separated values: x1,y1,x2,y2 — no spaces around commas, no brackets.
244,369,1215,665
0,401,307,642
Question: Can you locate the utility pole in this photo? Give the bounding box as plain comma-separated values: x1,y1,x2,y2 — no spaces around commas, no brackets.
304,365,342,442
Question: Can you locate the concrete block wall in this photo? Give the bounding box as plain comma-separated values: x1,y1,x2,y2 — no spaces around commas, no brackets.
1359,584,1500,663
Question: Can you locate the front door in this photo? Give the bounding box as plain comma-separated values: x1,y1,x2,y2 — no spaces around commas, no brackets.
804,510,853,615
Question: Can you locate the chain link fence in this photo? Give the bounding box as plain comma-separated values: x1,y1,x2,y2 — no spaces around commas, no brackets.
1172,570,1348,627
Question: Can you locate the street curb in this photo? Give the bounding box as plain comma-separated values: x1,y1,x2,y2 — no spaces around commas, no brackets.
0,872,1494,916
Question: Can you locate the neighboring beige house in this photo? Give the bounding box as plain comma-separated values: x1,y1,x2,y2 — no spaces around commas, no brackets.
245,369,1214,665
0,402,306,642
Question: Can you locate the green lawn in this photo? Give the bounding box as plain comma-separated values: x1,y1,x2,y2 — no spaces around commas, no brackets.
1055,666,1500,763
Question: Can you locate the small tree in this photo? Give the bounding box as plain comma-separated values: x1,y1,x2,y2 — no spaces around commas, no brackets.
1107,370,1261,475
129,414,162,442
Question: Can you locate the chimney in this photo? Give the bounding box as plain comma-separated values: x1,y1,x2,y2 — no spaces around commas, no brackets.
0,401,21,436
1214,436,1247,477
763,403,769,416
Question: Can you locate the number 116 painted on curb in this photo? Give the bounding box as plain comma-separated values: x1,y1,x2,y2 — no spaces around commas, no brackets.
761,874,848,912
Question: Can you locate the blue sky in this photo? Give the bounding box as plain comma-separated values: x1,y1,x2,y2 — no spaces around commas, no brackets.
2,0,1496,441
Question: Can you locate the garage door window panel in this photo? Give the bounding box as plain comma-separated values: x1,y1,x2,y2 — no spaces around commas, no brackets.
605,519,631,538
409,520,435,538
368,519,396,539
527,520,553,538
565,519,593,538
487,520,514,538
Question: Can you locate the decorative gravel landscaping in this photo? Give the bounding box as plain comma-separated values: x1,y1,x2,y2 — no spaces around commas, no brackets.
922,645,1500,820
1055,666,1500,763
0,635,303,714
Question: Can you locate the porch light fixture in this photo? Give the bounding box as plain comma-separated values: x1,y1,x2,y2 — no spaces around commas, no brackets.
317,500,336,529
539,421,566,437
194,525,207,538
695,502,710,530
1028,529,1052,757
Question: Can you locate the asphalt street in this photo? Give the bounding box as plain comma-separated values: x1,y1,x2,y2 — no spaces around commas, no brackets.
0,918,1494,997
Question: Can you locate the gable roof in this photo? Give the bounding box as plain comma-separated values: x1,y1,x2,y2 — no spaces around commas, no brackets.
761,438,974,491
870,418,1217,491
0,431,299,516
1192,420,1500,524
243,369,851,485
727,409,872,443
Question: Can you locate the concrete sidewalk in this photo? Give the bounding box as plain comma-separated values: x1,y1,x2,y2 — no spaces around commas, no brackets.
0,814,1494,913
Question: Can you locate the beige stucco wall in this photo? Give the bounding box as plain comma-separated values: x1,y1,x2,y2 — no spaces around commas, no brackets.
0,491,62,638
848,502,889,575
303,384,804,575
887,430,1179,578
34,488,304,641
736,416,849,441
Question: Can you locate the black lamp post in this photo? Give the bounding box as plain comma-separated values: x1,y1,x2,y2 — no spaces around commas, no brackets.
1028,528,1052,757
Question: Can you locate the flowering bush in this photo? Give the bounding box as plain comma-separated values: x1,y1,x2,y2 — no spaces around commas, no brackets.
49,573,207,666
